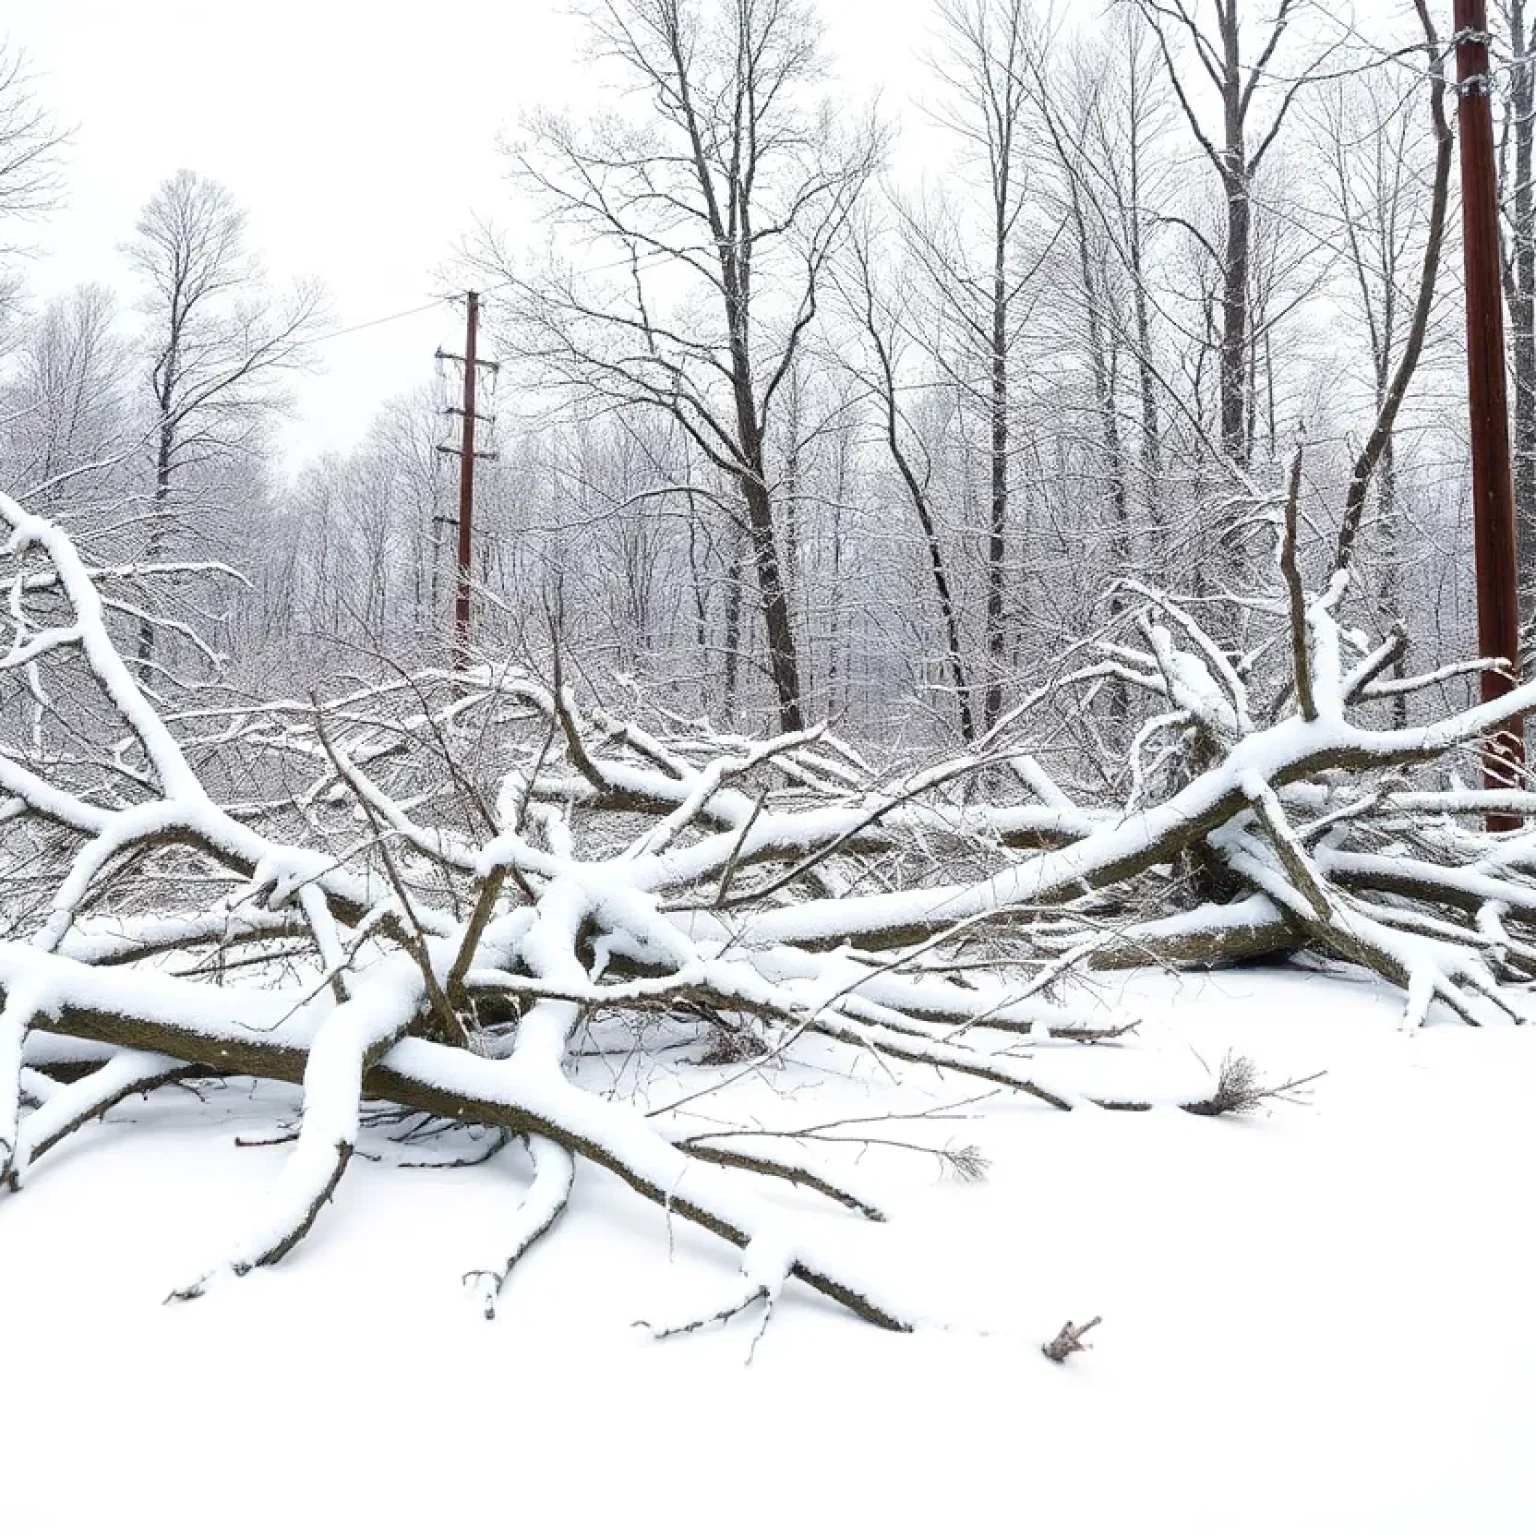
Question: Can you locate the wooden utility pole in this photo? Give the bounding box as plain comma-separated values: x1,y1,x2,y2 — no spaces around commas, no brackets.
1456,0,1527,826
455,290,479,674
436,292,498,684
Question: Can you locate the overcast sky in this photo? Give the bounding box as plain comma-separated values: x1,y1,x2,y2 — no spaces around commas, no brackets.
7,0,940,469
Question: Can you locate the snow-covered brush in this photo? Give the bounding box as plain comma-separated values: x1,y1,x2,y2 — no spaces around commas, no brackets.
2,486,1535,1334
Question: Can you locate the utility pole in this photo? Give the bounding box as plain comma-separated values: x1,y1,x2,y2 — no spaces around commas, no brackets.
436,291,499,683
1456,0,1527,828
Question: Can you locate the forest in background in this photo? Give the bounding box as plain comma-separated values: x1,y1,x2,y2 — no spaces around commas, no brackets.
2,0,1525,758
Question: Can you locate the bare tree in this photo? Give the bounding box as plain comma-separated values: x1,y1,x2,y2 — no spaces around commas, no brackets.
1328,1,1453,588
2,285,130,509
839,224,976,741
0,41,65,239
502,0,880,733
126,169,323,667
1030,45,1133,630
917,0,1041,733
0,40,67,338
1072,12,1172,517
1132,0,1325,468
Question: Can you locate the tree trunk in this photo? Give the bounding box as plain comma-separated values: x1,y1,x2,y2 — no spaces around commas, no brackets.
1128,123,1163,521
722,517,744,727
135,414,175,669
984,235,1009,733
725,248,804,732
1217,9,1250,469
1219,164,1251,467
738,463,804,734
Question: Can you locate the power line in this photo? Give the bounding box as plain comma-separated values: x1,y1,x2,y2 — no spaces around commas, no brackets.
307,297,453,348
305,240,707,354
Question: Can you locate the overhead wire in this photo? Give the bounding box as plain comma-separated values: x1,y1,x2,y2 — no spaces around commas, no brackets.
307,297,453,347
305,237,714,354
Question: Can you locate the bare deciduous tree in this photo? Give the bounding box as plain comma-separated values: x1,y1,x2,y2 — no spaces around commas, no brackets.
2,284,129,508
0,39,67,340
501,0,880,733
917,0,1041,733
126,169,323,667
838,224,977,742
1133,0,1325,468
1327,1,1453,589
0,41,65,238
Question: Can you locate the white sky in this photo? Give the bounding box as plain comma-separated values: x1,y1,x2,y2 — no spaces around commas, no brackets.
7,0,936,469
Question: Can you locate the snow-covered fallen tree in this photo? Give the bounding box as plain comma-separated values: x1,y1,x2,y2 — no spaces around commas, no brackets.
2,483,1534,1332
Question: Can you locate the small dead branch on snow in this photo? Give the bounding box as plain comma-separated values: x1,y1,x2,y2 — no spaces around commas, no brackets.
1183,1053,1327,1117
1042,1315,1102,1363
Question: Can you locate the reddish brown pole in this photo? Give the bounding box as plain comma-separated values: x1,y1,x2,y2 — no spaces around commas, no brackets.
454,290,479,680
1456,1,1527,827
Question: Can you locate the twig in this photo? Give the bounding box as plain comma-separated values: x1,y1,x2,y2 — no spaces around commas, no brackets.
1042,1315,1101,1363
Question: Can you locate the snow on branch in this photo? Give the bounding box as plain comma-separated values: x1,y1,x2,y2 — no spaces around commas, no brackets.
3,493,1534,1335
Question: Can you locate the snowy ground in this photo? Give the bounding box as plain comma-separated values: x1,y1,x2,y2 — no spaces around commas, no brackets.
4,965,1534,1535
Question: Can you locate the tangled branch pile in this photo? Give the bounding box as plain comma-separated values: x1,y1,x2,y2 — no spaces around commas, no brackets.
2,486,1534,1333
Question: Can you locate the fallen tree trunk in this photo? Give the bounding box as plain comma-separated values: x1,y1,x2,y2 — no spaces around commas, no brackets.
2,488,1533,1333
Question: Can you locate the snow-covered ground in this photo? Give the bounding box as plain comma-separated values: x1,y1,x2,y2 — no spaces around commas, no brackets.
4,965,1533,1535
